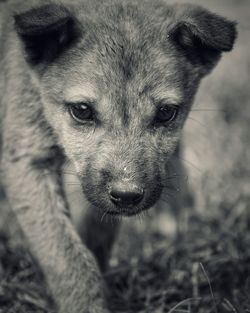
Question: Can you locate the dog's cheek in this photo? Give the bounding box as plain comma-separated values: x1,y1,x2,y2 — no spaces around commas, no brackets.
150,130,180,177
79,157,111,209
77,140,110,189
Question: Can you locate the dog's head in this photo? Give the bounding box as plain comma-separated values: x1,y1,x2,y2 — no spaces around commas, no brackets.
15,0,236,215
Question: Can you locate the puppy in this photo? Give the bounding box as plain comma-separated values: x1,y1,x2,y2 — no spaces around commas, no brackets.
0,0,236,312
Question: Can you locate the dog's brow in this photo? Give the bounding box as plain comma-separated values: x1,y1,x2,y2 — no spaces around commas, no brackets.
64,86,97,104
152,89,183,106
139,86,183,105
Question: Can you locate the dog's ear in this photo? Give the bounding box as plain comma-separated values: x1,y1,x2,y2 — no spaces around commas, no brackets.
169,4,237,71
14,4,80,66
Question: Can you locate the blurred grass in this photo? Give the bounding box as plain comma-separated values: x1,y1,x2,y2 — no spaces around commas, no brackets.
106,214,250,313
1,203,250,313
1,0,250,312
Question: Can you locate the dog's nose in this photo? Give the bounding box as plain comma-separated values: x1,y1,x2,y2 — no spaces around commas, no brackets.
109,183,144,206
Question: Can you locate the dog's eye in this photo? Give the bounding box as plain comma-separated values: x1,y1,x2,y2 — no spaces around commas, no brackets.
155,106,178,123
69,103,94,123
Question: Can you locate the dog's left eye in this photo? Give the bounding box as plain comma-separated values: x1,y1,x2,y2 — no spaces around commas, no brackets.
68,103,94,123
155,106,178,123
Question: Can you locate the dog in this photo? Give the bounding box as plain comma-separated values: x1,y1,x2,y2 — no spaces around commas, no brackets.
0,0,236,312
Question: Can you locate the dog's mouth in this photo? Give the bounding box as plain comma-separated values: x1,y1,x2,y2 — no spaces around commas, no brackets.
85,188,162,217
104,206,148,217
82,189,160,217
81,174,163,217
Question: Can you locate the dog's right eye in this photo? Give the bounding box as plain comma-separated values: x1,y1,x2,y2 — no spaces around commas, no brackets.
154,106,179,125
68,103,94,123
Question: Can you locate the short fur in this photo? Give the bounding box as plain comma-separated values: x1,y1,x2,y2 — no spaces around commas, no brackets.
0,0,236,312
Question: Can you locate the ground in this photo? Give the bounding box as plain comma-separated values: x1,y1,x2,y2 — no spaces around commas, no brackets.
0,0,250,312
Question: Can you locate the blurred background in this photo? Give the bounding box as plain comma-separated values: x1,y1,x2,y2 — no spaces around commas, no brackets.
0,1,250,312
181,0,250,218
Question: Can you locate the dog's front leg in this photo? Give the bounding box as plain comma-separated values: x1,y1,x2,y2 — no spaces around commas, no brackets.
79,208,120,272
2,152,109,313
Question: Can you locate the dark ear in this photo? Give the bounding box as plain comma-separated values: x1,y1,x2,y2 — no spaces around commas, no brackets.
14,4,80,65
169,4,237,70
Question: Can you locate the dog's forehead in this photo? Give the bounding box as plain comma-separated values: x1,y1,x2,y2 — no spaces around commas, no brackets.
64,56,184,130
63,33,185,127
72,1,175,80
62,3,187,125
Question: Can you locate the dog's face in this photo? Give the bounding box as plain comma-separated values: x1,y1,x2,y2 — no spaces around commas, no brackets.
15,1,236,215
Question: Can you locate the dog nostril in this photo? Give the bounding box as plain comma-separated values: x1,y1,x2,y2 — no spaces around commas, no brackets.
109,185,144,206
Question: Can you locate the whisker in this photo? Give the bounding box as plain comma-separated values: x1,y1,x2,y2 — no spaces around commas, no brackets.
162,178,181,190
191,108,226,112
164,174,183,180
136,211,144,224
101,210,109,223
161,188,180,203
61,170,78,176
187,117,209,130
65,182,81,186
63,159,74,169
173,155,202,173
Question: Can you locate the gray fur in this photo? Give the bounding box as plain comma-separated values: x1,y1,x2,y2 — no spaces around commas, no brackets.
0,0,236,312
